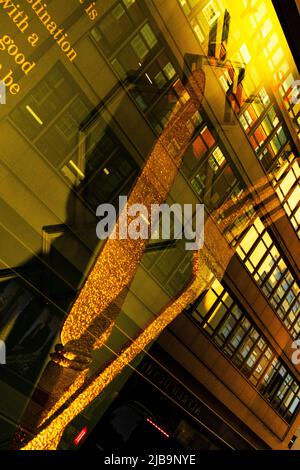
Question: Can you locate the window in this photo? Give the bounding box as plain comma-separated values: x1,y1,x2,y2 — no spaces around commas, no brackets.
219,70,233,92
111,59,127,81
10,63,93,169
178,0,208,44
189,126,215,162
140,23,158,49
208,147,226,172
128,24,159,62
202,1,220,26
100,4,132,47
275,160,300,239
131,34,149,60
240,44,251,64
90,0,144,55
239,105,258,132
261,18,272,38
201,126,216,147
163,62,176,80
81,121,139,210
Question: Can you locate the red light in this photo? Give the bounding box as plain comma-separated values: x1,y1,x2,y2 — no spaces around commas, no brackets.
74,427,88,445
146,418,170,438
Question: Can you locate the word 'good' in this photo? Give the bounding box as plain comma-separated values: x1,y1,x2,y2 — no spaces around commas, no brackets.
0,34,36,74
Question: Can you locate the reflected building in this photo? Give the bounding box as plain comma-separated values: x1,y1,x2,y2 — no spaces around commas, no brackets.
0,0,299,450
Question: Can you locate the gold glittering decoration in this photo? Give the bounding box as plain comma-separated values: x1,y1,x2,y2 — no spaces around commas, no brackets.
38,370,88,427
22,244,217,450
17,69,206,445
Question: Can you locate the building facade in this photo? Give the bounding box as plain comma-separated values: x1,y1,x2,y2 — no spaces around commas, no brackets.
0,0,299,450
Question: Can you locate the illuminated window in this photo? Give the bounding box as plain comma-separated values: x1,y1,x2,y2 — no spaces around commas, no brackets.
163,62,176,80
254,2,267,23
90,2,150,58
111,58,127,80
261,116,273,136
202,1,220,26
131,34,149,60
266,33,278,53
192,136,207,159
272,48,284,67
253,125,267,147
92,7,179,136
269,126,287,155
268,106,279,127
258,87,270,106
219,69,232,92
240,44,251,64
261,18,272,38
208,146,226,172
140,23,158,49
178,0,191,15
240,106,257,132
275,160,300,238
153,71,166,88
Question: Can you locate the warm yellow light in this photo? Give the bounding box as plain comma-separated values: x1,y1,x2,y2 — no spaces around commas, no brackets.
25,105,43,125
69,160,85,179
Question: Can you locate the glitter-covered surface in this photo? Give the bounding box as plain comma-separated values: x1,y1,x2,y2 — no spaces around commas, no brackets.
17,69,206,445
22,244,218,450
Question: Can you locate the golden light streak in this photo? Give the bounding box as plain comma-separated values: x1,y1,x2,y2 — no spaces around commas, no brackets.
25,105,43,125
69,160,85,179
38,371,87,427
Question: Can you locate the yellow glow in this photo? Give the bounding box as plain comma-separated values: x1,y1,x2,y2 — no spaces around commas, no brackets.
25,106,43,125
69,160,85,179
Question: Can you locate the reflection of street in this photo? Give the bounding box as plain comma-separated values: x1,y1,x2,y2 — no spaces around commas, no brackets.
8,307,58,372
0,280,60,378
